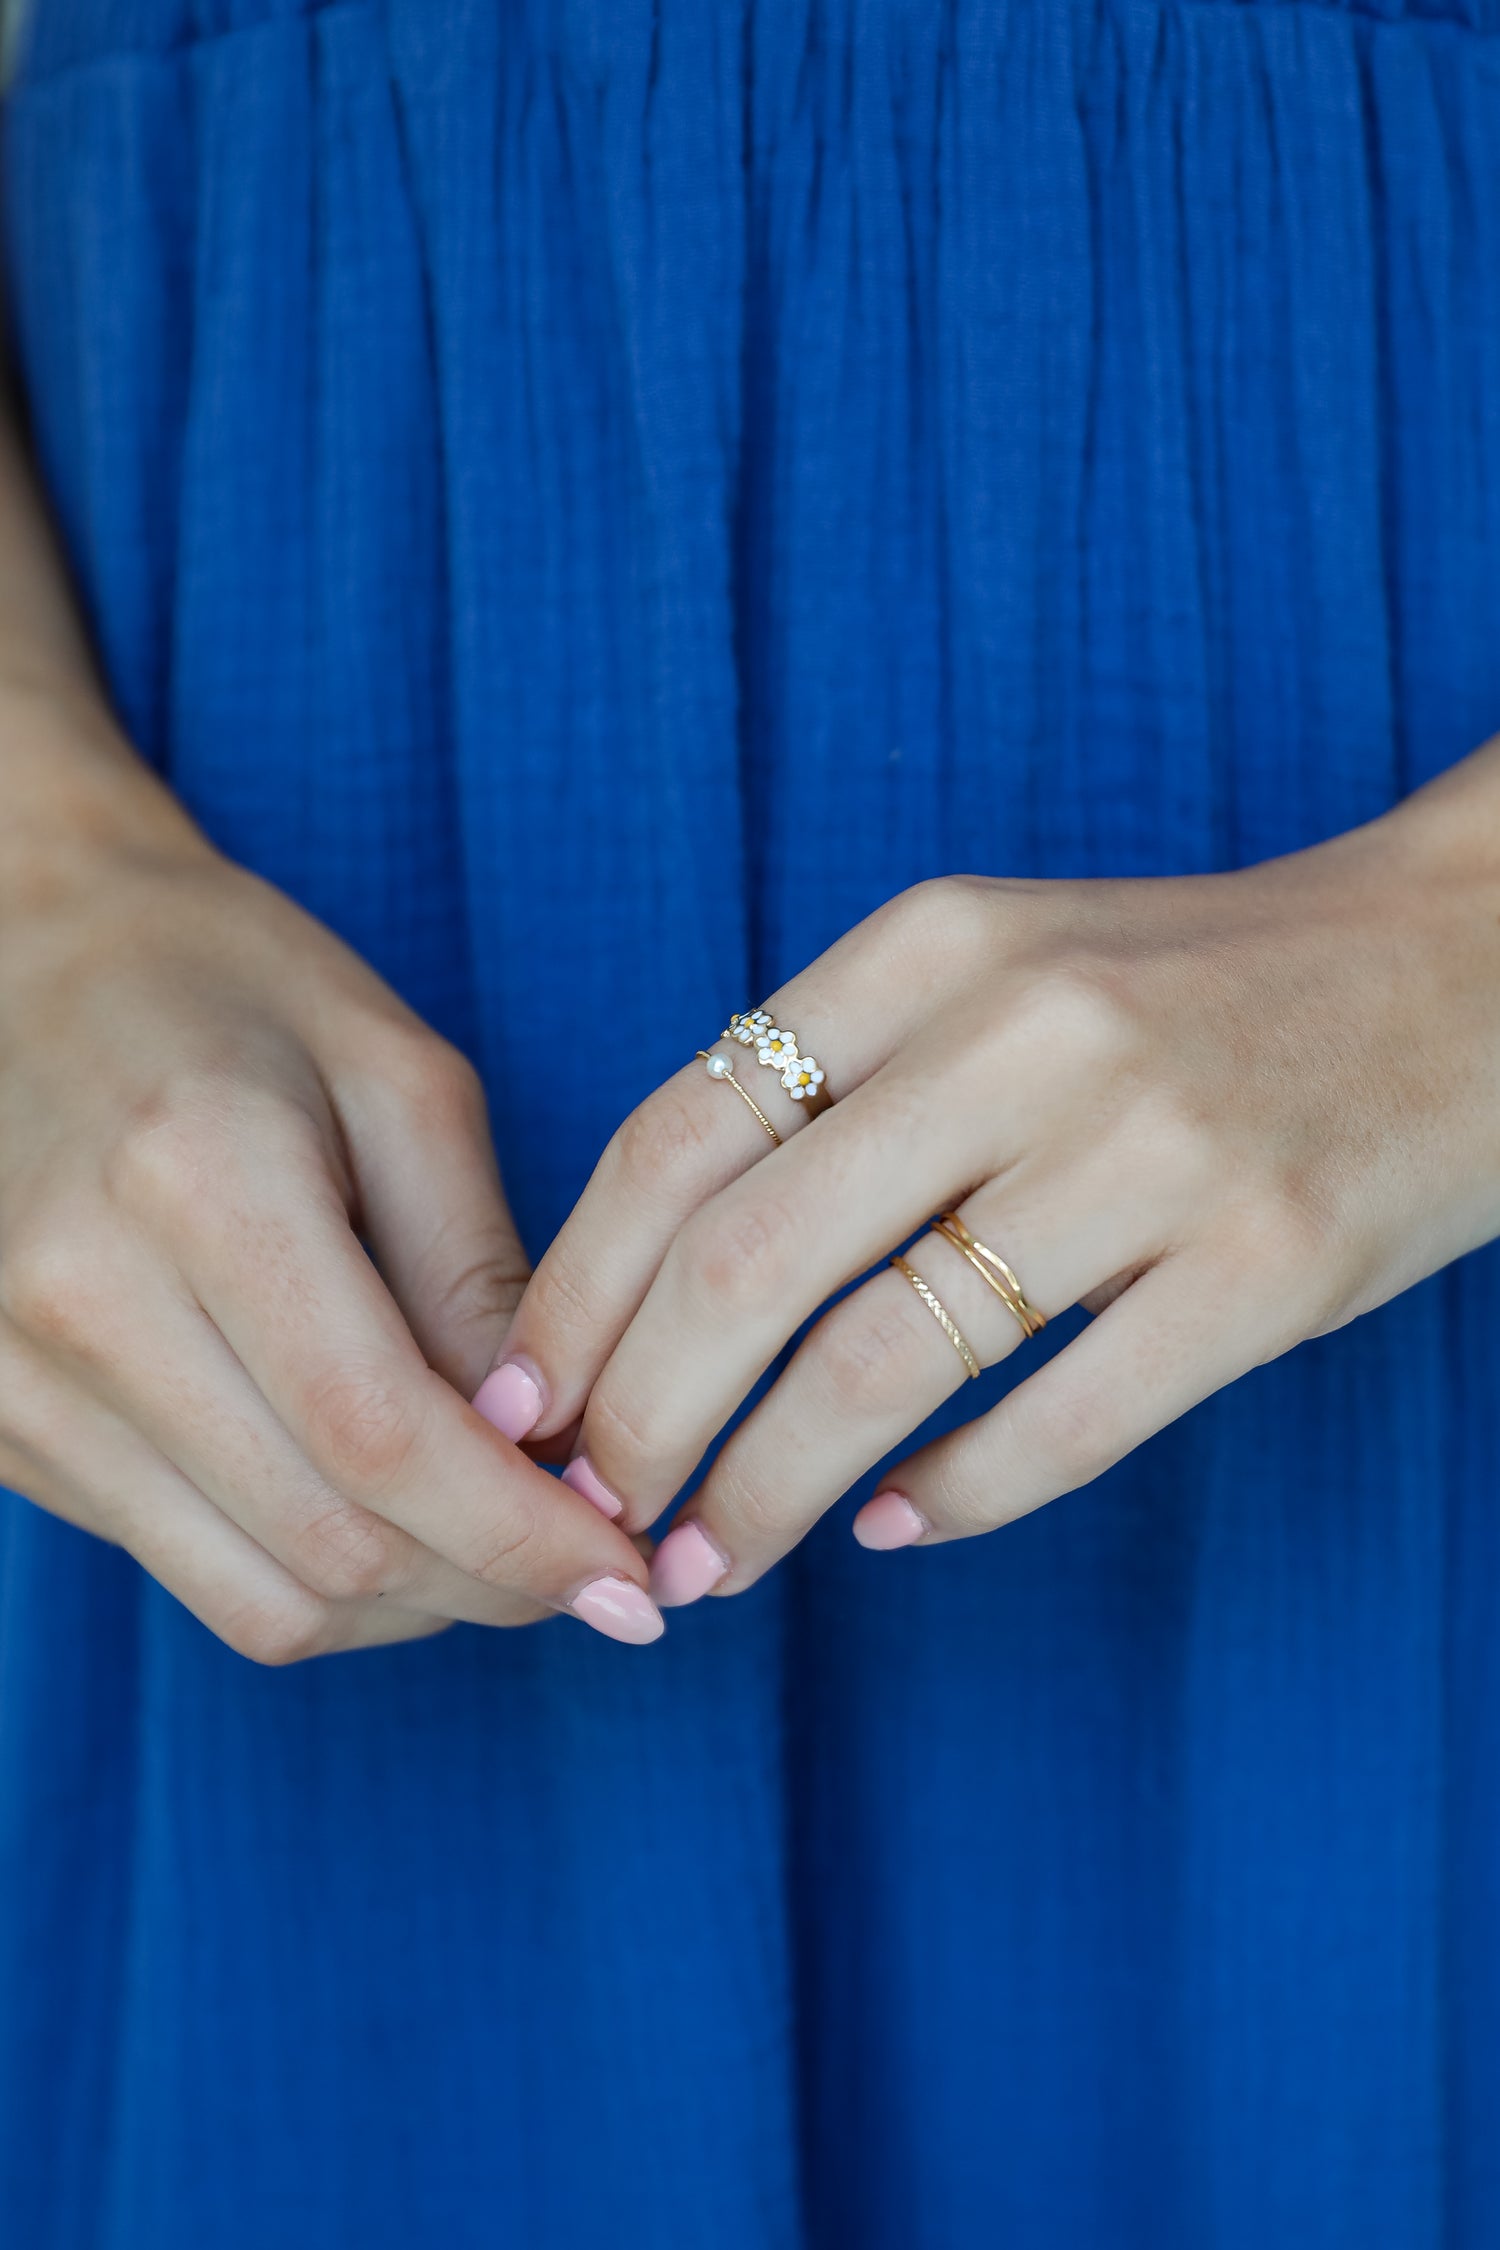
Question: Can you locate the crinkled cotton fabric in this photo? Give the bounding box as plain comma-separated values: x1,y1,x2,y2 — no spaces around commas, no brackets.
2,3,1500,2245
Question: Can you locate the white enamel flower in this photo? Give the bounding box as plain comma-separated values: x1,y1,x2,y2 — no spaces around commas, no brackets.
782,1057,825,1099
756,1029,799,1069
726,1009,772,1045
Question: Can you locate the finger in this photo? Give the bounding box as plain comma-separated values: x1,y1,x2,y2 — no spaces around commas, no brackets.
29,1232,549,1631
647,1174,1155,1602
565,1051,1000,1528
113,1108,664,1644
332,1044,532,1399
487,886,979,1441
851,1248,1276,1549
1,1319,448,1661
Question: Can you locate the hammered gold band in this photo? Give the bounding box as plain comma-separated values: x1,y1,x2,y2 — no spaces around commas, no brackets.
695,1052,782,1145
890,1256,981,1380
933,1212,1046,1340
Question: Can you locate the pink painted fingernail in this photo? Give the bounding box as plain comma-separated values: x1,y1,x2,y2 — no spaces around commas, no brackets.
472,1362,542,1443
561,1455,625,1521
570,1577,665,1645
853,1491,927,1550
650,1520,729,1608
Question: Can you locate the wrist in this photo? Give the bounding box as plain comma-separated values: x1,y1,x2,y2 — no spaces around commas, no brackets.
0,675,215,924
1372,731,1500,894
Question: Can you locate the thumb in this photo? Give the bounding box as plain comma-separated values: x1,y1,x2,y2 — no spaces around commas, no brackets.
331,1041,531,1399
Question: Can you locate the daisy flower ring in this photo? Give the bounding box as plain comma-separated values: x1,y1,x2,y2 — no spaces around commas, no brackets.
713,1009,835,1121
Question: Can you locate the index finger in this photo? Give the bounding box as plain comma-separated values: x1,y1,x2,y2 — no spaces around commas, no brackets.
488,903,958,1445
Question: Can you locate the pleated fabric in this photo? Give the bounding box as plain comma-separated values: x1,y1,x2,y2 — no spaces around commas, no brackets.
2,3,1499,2245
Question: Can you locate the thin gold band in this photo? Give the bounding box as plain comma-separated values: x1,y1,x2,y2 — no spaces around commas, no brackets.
695,1053,782,1145
890,1256,981,1380
934,1212,1046,1339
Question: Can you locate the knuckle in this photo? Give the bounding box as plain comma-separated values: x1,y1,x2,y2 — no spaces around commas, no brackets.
1,1221,109,1351
523,1245,598,1344
953,956,1136,1111
105,1082,323,1232
1125,1085,1219,1195
680,1193,799,1317
894,874,996,951
611,1085,719,1194
703,1465,784,1547
584,1379,663,1480
103,1088,234,1217
1226,1182,1335,1279
865,876,1003,996
1010,958,1136,1069
1221,1188,1345,1342
301,1364,429,1496
400,1036,488,1133
1026,1387,1121,1490
924,1459,993,1537
425,1238,531,1341
817,1299,924,1420
292,1501,412,1604
461,1506,542,1591
216,1588,336,1668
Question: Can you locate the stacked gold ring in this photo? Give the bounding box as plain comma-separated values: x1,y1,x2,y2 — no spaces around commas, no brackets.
890,1256,981,1379
721,1010,834,1119
891,1214,1044,1385
933,1212,1046,1340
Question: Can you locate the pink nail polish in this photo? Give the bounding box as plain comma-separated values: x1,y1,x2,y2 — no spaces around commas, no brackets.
472,1362,542,1443
570,1577,665,1646
650,1521,729,1608
561,1456,625,1521
853,1491,927,1551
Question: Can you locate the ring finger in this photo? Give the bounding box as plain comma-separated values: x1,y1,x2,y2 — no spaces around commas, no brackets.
646,1168,1162,1604
92,1271,550,1628
1,1320,449,1660
20,1222,550,1628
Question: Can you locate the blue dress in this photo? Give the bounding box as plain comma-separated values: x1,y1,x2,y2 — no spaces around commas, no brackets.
2,2,1499,2244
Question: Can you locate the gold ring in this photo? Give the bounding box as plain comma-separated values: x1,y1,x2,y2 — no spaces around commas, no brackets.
722,1009,834,1119
696,1052,782,1144
890,1255,981,1380
933,1212,1046,1340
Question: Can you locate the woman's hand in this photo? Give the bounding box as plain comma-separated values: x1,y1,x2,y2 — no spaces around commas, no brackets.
488,742,1500,1605
0,789,664,1658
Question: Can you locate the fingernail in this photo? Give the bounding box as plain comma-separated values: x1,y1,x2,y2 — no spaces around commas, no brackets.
650,1520,729,1608
561,1455,625,1521
472,1362,542,1443
570,1576,665,1646
853,1491,927,1551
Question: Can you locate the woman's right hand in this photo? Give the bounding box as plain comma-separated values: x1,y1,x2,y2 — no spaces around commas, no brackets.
0,784,665,1659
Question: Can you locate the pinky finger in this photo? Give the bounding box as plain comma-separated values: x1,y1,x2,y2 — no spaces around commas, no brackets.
112,1457,448,1661
853,1251,1278,1550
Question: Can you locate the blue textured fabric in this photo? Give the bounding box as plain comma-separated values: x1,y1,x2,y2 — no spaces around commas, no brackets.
2,3,1500,2245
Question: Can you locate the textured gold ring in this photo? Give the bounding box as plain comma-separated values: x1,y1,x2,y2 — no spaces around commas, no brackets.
890,1255,981,1380
696,1052,782,1144
934,1212,1046,1340
721,1009,834,1119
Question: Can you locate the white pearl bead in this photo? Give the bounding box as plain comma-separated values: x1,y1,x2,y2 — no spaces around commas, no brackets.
705,1054,732,1078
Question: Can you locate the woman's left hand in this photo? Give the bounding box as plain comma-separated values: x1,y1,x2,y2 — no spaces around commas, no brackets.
487,742,1500,1605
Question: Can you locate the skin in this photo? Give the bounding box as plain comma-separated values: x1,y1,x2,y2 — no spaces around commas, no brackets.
0,388,663,1659
493,745,1500,1602
4,354,1498,1645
